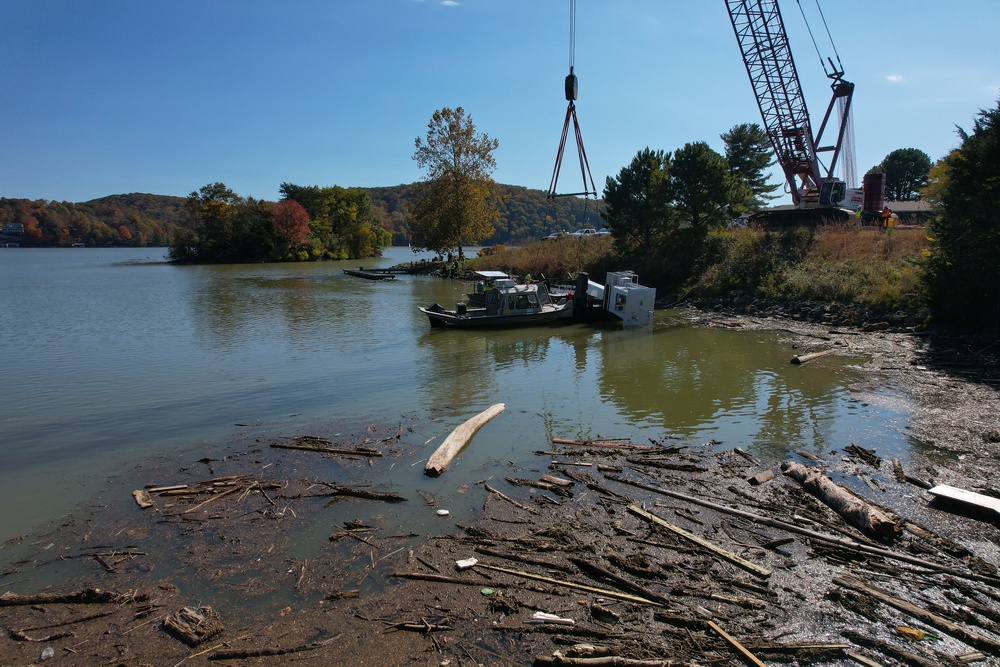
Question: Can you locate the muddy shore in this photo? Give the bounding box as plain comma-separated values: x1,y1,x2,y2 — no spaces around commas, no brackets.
3,312,1000,667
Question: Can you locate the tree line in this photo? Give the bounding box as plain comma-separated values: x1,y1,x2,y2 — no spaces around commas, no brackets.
0,193,186,247
168,183,392,263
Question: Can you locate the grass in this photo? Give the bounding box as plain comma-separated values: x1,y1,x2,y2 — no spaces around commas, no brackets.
467,235,615,281
694,225,929,311
466,224,930,315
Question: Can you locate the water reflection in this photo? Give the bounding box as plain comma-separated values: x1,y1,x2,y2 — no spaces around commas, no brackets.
594,319,864,455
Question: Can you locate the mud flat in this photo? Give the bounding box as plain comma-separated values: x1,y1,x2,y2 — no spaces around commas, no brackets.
3,317,1000,666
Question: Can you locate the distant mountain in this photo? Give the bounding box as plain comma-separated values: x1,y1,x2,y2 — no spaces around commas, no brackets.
1,184,605,248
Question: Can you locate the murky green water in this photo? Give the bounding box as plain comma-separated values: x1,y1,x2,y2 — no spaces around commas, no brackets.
0,247,911,553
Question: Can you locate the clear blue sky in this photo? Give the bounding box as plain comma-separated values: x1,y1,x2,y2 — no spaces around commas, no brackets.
3,1,998,205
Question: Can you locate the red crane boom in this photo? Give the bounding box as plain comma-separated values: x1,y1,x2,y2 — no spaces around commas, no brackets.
724,0,854,210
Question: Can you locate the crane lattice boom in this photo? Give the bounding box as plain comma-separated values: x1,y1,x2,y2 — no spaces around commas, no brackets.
725,0,854,208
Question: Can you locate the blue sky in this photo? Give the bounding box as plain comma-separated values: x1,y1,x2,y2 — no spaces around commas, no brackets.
3,1,999,205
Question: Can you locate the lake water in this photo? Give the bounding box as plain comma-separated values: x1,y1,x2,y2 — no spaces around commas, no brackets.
0,247,912,550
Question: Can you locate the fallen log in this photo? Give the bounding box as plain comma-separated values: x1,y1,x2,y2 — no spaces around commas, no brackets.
425,403,505,476
835,576,1000,653
626,505,771,579
781,461,902,540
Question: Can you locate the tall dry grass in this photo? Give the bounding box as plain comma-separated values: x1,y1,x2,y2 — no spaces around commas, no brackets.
696,225,929,310
467,235,614,281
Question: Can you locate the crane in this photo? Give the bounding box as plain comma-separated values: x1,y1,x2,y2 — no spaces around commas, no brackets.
725,0,857,222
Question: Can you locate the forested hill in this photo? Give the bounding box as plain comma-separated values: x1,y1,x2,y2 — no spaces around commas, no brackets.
1,184,603,248
1,193,187,247
362,183,604,245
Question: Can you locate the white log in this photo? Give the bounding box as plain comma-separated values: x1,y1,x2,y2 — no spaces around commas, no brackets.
425,403,505,476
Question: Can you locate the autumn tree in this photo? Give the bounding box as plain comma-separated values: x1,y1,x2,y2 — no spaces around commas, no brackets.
411,107,505,259
721,123,779,211
869,148,932,201
271,199,310,250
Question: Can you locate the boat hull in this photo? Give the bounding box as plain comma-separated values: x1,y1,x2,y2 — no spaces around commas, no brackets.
420,304,571,329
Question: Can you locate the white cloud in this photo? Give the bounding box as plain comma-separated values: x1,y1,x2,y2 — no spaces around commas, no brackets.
886,74,904,83
441,0,459,5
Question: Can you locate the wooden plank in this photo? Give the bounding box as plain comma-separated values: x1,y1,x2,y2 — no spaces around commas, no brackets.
928,484,1000,518
707,620,766,667
626,505,771,579
425,403,505,476
845,651,884,667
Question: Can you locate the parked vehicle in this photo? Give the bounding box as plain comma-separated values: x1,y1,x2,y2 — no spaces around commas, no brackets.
541,231,567,241
568,228,598,237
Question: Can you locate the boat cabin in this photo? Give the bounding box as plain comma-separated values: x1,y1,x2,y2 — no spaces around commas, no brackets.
485,281,556,316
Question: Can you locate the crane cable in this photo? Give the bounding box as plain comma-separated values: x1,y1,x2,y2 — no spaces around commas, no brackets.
568,0,576,72
547,0,597,202
794,0,843,76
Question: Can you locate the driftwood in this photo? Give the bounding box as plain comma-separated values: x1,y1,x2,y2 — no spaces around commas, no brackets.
567,557,670,604
474,562,663,607
626,505,771,579
132,489,154,508
485,483,541,515
271,441,382,457
474,546,574,573
790,348,836,364
9,629,74,642
0,588,142,607
316,482,406,503
208,635,339,660
835,575,1000,652
781,461,902,540
535,657,681,666
707,620,766,667
842,630,942,667
552,438,652,451
845,444,882,468
390,571,485,585
608,475,1000,587
425,403,505,476
162,606,224,646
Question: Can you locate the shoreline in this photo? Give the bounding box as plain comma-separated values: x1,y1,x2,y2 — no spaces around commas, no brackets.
3,313,1000,665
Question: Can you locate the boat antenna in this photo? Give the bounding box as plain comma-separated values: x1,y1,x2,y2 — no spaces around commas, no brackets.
547,0,597,202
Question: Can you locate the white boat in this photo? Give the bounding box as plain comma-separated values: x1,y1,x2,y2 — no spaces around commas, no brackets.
420,279,572,328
